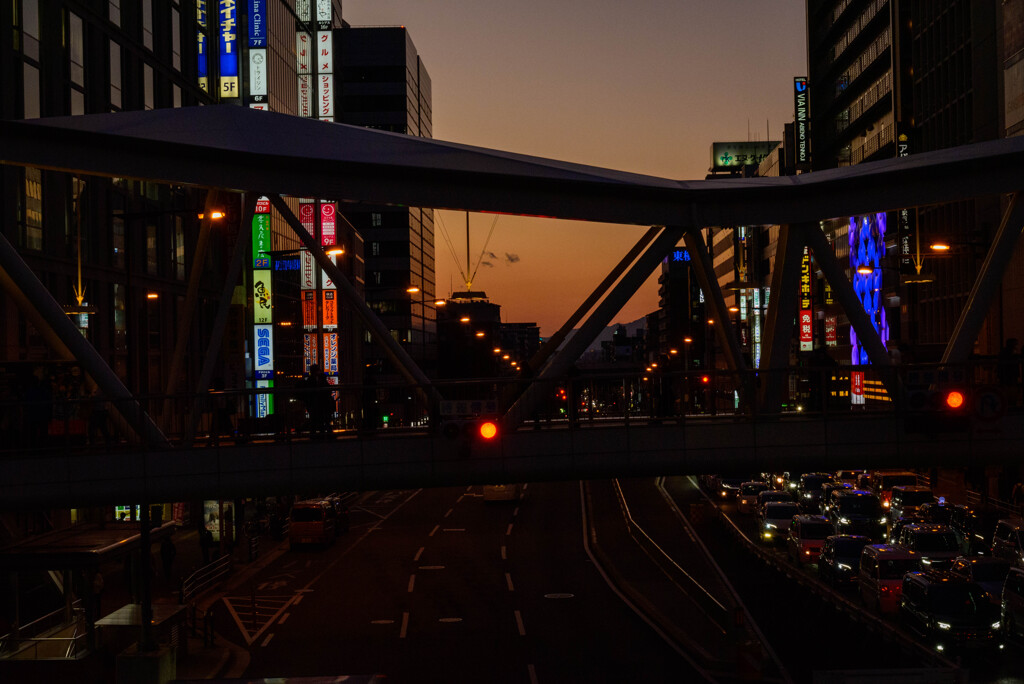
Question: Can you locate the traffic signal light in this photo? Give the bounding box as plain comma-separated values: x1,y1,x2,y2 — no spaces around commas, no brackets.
904,387,970,433
440,417,501,455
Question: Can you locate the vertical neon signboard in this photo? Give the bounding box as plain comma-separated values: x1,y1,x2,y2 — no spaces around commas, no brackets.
248,0,267,47
219,0,239,98
197,0,209,92
251,197,273,416
799,246,813,351
849,213,889,365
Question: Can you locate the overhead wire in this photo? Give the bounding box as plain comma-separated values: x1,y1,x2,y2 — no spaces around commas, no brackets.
467,213,500,289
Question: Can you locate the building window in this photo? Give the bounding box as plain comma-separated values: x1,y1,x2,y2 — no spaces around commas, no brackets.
171,7,181,70
21,0,40,60
146,224,158,275
110,41,122,109
23,167,43,250
371,212,382,227
173,85,181,107
142,0,153,50
174,218,185,279
113,284,126,351
371,241,381,256
108,0,120,26
144,65,154,109
112,215,125,268
69,13,84,86
23,63,40,119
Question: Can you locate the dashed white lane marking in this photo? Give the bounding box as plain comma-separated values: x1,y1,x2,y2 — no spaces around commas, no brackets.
429,524,440,537
438,617,462,623
292,594,303,605
500,545,507,560
419,565,445,570
371,619,394,625
466,485,473,492
505,573,515,592
261,633,275,647
528,663,539,684
506,523,514,536
522,483,529,491
444,508,454,518
400,612,409,639
457,494,464,503
407,574,416,593
544,593,574,599
278,613,290,625
413,546,425,562
513,506,520,517
514,609,526,636
442,528,465,532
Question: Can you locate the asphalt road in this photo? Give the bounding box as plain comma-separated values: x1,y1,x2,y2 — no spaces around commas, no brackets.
231,482,695,683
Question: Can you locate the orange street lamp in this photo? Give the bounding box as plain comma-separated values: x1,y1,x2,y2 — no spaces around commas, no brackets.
146,292,159,300
929,241,951,252
460,316,471,323
406,286,420,294
856,265,874,275
327,247,345,256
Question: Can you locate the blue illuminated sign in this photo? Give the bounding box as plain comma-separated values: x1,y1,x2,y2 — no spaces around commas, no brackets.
197,0,208,92
219,0,239,98
274,258,301,271
248,0,267,48
849,213,889,365
672,249,691,263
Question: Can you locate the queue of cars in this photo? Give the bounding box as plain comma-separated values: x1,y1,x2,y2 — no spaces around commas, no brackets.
702,469,1024,654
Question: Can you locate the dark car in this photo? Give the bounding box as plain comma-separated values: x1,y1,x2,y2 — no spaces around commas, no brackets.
889,514,925,546
737,481,771,514
828,489,887,542
759,502,801,544
716,476,748,501
787,515,835,564
1003,566,1024,641
888,485,935,526
818,534,871,585
797,473,835,513
949,556,1012,605
897,523,961,570
949,505,1002,556
820,482,854,516
918,501,957,527
900,571,1001,652
992,518,1024,567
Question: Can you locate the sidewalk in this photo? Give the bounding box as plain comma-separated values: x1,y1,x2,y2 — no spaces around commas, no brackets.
97,524,291,681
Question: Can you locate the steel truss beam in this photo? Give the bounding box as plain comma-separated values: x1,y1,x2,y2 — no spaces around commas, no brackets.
759,225,805,411
942,193,1024,363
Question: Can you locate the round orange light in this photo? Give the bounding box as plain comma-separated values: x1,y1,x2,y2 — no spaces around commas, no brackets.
945,390,964,409
479,421,498,440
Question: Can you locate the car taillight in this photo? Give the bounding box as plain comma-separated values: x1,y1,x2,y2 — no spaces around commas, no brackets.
880,585,895,594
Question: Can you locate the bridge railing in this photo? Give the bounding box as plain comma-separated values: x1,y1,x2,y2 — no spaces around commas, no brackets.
0,359,1019,456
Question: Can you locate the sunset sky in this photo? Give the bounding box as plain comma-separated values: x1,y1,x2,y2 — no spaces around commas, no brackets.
345,1,808,336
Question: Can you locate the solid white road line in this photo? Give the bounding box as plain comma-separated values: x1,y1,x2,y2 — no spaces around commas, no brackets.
505,572,515,592
407,574,416,593
400,611,409,639
429,524,440,537
413,546,425,562
514,609,526,636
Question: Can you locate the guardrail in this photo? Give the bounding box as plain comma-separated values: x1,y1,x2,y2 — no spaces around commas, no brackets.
179,553,232,604
2,360,1021,456
0,600,83,658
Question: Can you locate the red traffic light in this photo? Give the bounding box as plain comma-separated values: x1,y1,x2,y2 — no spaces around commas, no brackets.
701,375,710,384
478,421,498,440
944,390,965,410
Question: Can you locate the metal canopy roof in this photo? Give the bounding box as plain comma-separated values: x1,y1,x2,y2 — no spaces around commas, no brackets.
0,521,177,571
3,105,1024,227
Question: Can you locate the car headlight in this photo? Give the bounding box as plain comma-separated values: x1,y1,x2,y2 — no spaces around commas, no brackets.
789,483,797,489
763,531,773,539
922,558,932,565
837,563,852,571
804,493,812,499
937,621,951,631
992,621,1002,630
839,517,850,525
879,517,888,524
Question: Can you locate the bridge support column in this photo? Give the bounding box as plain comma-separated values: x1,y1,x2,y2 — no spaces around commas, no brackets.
759,224,805,412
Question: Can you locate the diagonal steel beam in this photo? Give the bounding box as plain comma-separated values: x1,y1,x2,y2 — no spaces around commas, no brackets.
184,193,254,445
759,224,804,411
268,194,441,408
505,225,686,428
803,226,892,371
942,193,1024,363
683,229,748,373
0,231,169,448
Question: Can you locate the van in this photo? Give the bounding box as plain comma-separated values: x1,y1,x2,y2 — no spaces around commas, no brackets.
289,499,341,547
1002,566,1024,640
787,515,834,564
991,518,1024,567
900,571,1000,651
859,544,922,614
887,485,934,526
872,470,920,509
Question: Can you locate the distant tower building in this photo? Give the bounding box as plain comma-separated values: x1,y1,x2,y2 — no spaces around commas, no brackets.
337,26,436,377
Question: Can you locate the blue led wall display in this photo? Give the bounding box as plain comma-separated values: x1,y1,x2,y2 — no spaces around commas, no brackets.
197,0,208,92
849,213,889,365
219,0,239,98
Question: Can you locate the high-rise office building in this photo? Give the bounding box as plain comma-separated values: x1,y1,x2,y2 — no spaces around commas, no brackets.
337,26,436,382
807,0,1002,359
